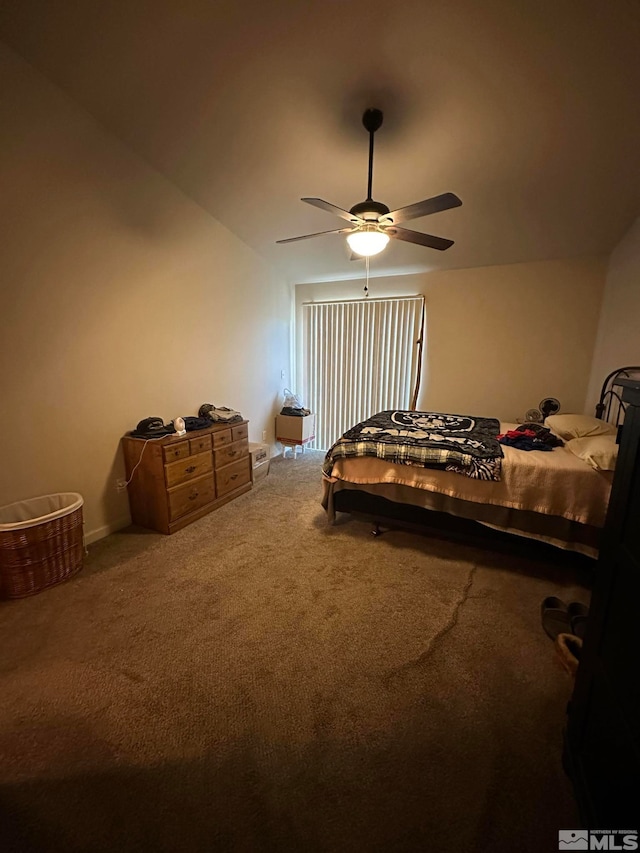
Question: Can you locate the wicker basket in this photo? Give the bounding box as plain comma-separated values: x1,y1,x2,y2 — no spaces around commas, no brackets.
0,493,84,599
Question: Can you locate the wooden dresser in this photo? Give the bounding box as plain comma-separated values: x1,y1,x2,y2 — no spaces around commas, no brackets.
122,421,251,534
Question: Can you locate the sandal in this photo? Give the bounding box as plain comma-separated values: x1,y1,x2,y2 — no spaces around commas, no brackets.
567,601,589,640
541,596,572,641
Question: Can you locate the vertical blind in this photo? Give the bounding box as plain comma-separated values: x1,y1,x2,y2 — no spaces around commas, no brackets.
303,296,424,450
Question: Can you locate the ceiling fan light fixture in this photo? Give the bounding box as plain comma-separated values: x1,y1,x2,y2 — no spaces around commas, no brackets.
346,226,390,257
276,109,461,255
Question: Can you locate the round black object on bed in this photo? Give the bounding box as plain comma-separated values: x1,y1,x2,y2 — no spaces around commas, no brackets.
539,397,561,419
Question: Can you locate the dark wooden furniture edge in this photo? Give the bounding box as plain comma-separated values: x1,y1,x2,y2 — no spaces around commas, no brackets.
563,378,640,825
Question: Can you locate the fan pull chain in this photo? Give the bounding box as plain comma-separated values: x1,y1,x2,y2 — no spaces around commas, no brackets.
364,256,370,297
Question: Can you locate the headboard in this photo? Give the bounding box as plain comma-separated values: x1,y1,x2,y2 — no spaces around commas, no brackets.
595,366,640,426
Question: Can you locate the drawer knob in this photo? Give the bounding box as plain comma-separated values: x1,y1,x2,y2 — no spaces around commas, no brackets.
189,491,199,500
229,450,237,456
231,474,238,481
185,465,196,473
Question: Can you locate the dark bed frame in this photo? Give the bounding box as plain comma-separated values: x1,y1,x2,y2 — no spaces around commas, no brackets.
595,365,640,427
331,366,640,561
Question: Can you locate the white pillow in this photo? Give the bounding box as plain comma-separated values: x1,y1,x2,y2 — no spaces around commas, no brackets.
566,435,618,471
544,413,617,440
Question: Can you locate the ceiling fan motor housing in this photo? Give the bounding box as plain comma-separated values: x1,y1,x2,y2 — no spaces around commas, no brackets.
349,199,390,221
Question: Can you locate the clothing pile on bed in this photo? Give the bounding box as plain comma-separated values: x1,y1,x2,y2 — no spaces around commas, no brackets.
498,423,564,451
323,410,504,481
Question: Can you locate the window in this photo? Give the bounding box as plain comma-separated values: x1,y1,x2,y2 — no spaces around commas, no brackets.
302,296,424,449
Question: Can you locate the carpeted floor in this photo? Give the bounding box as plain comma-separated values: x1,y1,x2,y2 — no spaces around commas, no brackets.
0,451,591,852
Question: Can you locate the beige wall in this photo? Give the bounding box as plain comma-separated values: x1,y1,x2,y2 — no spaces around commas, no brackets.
296,256,606,425
586,217,640,410
0,44,291,543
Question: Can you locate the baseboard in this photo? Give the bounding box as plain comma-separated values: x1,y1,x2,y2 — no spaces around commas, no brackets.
84,516,131,546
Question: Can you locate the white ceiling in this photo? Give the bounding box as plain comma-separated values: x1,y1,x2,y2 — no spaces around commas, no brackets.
1,0,639,284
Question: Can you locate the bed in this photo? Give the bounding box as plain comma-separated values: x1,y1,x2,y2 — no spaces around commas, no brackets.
321,367,640,559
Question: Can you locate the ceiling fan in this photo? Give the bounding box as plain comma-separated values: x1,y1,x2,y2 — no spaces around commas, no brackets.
276,108,462,258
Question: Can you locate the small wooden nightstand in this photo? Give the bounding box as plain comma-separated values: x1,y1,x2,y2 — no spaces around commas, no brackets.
276,414,316,458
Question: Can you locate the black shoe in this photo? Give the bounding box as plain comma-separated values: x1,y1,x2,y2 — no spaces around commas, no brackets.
541,596,572,640
567,601,589,640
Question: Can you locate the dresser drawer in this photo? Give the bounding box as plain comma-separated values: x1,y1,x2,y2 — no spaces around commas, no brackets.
213,440,249,469
232,423,248,442
168,474,215,521
216,458,251,496
212,429,232,449
163,441,190,463
165,450,212,489
189,434,212,455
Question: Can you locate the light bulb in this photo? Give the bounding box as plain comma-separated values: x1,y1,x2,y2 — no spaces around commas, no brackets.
346,226,390,257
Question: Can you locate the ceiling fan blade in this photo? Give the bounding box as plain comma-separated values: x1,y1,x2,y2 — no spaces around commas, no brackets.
301,198,360,223
387,226,454,251
386,192,462,224
276,227,352,244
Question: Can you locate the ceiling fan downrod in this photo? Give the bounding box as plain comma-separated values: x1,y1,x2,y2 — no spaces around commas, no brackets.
363,107,383,201
350,108,390,221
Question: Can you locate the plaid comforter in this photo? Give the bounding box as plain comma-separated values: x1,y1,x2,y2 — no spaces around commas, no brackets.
323,410,503,481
